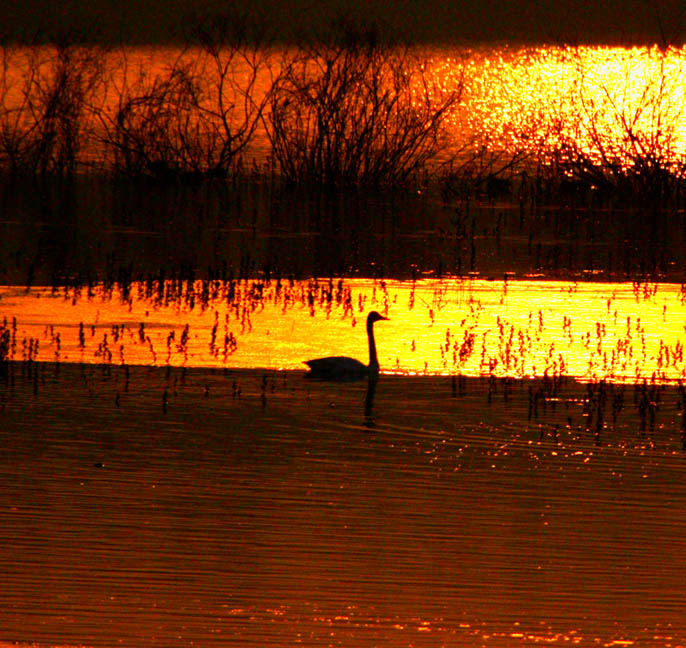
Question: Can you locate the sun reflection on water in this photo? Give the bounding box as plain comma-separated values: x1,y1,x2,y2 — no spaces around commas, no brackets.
3,278,686,384
3,44,686,172
430,44,686,168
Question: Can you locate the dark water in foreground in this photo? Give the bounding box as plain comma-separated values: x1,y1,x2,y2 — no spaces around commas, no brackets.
3,167,686,646
2,363,686,646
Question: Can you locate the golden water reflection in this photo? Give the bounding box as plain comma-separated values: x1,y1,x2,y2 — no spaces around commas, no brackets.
442,45,686,166
3,278,686,383
3,44,686,171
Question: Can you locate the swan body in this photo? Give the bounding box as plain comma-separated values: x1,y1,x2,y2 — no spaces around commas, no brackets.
304,311,388,379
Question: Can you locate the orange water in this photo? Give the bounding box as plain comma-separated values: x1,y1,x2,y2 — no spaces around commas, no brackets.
3,278,686,383
2,44,686,170
2,365,686,647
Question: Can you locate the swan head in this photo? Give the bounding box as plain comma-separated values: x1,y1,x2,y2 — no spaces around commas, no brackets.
367,311,388,325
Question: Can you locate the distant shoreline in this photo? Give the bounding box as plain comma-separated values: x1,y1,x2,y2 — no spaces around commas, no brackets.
1,0,684,47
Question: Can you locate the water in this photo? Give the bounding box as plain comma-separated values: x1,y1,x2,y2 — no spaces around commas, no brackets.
2,363,686,647
3,277,686,646
3,40,686,648
3,279,686,382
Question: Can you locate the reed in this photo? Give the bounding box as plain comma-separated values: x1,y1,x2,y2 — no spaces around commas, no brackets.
533,47,686,208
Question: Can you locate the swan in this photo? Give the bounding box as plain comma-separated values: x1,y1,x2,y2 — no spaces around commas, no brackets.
304,311,388,379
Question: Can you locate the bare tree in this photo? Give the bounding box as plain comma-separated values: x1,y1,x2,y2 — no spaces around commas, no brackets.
96,11,276,179
0,38,104,176
264,22,463,186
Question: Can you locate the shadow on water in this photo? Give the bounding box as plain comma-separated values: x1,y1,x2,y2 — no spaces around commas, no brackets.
364,375,378,428
304,372,379,429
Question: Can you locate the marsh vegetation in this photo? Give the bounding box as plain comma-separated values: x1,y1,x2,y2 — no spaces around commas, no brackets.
2,24,686,207
4,18,686,648
0,19,461,187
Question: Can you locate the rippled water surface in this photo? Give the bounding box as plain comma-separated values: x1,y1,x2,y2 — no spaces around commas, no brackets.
2,364,686,647
4,278,686,381
3,278,686,647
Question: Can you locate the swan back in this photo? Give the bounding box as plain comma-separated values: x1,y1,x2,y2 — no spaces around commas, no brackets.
304,355,368,379
304,311,388,379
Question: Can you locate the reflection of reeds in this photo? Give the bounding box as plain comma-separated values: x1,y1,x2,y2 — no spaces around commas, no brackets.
0,320,10,362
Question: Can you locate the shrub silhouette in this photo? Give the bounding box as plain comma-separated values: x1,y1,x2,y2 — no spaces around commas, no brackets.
96,30,273,180
265,24,462,186
0,39,104,176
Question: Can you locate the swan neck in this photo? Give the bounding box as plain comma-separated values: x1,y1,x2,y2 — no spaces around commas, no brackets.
367,318,379,372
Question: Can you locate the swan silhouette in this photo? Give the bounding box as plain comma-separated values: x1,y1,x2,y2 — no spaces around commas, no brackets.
304,311,388,380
